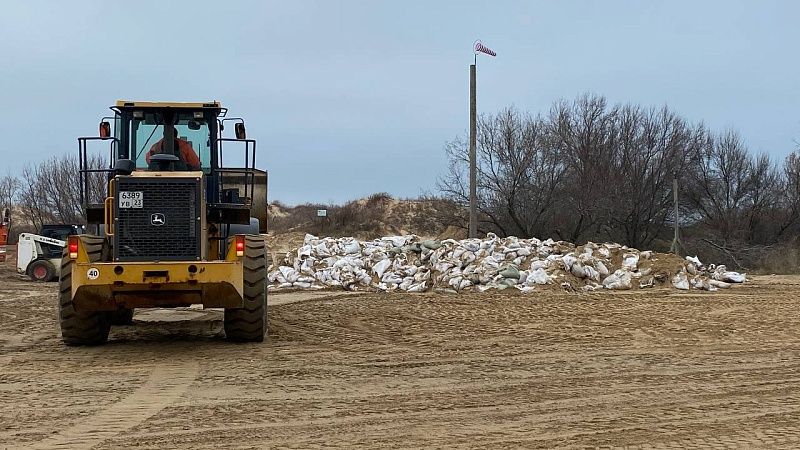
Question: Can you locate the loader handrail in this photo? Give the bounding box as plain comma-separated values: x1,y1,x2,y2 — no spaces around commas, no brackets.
78,136,118,207
212,137,257,204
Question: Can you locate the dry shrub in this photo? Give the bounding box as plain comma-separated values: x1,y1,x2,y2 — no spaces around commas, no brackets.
751,239,800,274
267,194,457,239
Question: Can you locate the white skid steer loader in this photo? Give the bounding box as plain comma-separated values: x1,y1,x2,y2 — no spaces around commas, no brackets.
17,233,66,282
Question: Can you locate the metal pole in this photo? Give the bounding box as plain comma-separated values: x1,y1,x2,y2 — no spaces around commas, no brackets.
469,63,477,238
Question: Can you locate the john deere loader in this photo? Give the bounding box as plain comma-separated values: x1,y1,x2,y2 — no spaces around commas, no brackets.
61,101,268,345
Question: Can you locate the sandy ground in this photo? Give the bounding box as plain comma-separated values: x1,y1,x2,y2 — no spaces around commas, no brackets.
2,259,800,449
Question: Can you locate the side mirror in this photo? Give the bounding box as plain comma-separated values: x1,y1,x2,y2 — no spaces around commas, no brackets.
99,121,111,138
235,122,246,140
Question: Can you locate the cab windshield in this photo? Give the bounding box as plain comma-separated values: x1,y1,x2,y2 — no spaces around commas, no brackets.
129,111,211,171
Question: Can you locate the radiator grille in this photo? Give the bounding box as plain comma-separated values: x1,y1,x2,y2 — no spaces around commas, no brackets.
114,177,201,261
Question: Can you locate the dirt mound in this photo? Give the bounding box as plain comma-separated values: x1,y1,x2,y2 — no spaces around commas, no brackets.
268,194,456,241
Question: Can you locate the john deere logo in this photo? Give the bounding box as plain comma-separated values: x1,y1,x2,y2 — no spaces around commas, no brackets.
150,213,166,226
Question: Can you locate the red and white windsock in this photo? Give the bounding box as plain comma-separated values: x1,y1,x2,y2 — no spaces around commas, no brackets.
474,41,496,57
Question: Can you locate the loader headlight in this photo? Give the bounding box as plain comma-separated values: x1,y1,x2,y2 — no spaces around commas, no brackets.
68,236,79,259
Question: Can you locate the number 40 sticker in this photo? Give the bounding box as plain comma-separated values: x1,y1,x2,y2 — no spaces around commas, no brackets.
87,268,100,280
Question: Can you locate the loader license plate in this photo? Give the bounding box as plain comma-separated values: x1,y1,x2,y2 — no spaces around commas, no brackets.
119,191,143,208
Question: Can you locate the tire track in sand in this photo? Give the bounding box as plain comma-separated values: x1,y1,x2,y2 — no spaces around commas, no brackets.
28,359,199,450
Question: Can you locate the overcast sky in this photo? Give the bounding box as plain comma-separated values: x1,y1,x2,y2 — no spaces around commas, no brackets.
0,1,797,204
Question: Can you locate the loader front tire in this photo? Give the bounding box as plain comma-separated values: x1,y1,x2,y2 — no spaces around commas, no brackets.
110,308,135,325
59,235,110,346
224,235,267,342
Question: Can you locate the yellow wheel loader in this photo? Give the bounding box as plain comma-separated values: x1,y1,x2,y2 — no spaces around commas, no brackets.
61,101,268,345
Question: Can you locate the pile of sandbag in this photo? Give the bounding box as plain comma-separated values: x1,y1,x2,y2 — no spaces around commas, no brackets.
267,234,746,293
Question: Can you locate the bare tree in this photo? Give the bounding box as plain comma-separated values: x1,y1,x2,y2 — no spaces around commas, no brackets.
605,106,703,248
439,94,795,268
439,107,567,238
16,154,107,230
18,165,53,231
547,95,619,242
0,173,20,212
684,130,758,244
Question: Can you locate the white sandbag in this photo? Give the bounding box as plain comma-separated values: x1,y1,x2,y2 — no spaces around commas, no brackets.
278,266,299,283
372,258,392,278
562,254,578,271
448,276,463,290
708,279,731,289
414,269,431,282
460,251,477,264
594,260,610,277
570,263,587,279
398,277,414,291
267,270,281,283
343,240,361,254
314,243,331,256
602,270,632,290
530,260,550,270
407,282,427,292
690,276,716,291
499,265,520,279
421,240,441,250
383,273,405,285
583,265,600,282
685,255,702,266
672,272,689,290
622,253,639,271
300,258,317,275
382,236,409,248
712,266,746,283
525,268,550,285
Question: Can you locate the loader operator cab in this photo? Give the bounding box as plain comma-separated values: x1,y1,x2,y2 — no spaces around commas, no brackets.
79,101,263,239
136,109,206,171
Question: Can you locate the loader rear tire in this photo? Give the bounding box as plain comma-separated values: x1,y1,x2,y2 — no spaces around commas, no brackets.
59,235,110,346
224,235,267,342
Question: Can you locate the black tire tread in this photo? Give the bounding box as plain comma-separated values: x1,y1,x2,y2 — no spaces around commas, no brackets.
28,259,57,282
224,235,267,342
59,235,110,346
110,308,135,325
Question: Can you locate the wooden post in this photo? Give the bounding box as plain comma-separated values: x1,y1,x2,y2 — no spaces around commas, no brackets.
670,177,681,255
469,63,477,238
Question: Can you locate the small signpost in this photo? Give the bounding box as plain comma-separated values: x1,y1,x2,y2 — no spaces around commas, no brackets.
316,209,328,234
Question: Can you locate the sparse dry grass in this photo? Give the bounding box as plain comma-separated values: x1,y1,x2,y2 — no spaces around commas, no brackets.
267,194,459,239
